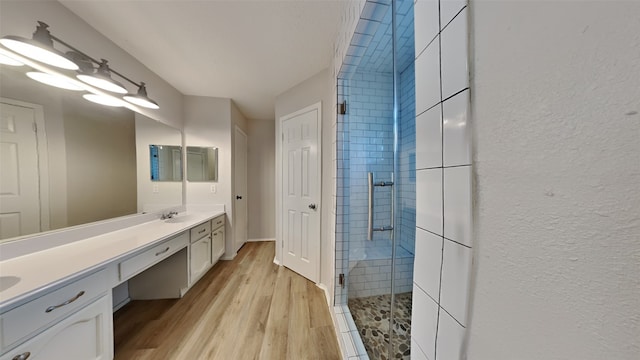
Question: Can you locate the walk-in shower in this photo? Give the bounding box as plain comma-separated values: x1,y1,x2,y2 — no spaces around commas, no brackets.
335,0,415,359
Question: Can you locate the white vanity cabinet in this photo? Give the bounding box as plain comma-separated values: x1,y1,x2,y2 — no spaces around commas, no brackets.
0,270,112,360
211,215,225,261
0,210,225,360
0,295,112,360
189,235,212,283
189,221,212,285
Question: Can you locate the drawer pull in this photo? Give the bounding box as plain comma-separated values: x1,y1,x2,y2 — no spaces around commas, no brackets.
213,232,218,236
12,352,31,360
198,228,206,234
45,291,85,313
155,247,170,256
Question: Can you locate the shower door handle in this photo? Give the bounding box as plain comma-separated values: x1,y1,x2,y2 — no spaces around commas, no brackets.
367,172,374,240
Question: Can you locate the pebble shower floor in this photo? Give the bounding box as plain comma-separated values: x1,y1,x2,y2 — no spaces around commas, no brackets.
348,292,412,359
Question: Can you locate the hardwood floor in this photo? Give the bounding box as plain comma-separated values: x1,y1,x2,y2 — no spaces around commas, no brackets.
113,242,341,360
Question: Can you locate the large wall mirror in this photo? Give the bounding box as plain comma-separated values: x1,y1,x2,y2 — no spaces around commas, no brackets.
0,60,183,243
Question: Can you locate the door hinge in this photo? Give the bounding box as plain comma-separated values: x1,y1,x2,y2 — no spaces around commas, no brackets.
338,101,347,115
339,273,345,288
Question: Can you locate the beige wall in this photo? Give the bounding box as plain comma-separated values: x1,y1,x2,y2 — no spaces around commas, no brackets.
246,119,276,240
64,98,137,226
275,68,334,292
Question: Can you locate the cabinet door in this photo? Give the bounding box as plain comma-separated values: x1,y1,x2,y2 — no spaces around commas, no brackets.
212,226,225,261
189,235,212,283
1,295,112,360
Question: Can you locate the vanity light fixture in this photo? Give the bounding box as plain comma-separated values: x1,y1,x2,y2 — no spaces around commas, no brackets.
0,21,79,70
27,71,84,91
83,94,125,107
123,82,160,109
0,21,160,109
0,52,23,66
77,59,128,94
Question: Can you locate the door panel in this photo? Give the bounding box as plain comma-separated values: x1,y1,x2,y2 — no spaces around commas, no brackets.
281,104,321,282
0,102,40,240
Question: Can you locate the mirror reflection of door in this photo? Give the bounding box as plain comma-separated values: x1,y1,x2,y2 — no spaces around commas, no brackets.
0,99,49,240
186,147,218,182
149,145,183,182
187,150,205,181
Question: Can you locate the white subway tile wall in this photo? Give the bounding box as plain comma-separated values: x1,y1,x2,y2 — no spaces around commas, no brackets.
413,1,471,359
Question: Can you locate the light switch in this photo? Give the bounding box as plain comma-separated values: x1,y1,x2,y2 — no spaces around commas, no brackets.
152,184,159,193
210,185,217,193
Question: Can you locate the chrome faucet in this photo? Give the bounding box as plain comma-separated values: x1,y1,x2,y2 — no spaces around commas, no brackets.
161,211,179,220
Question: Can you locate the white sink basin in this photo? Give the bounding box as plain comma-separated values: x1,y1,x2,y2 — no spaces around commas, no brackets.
0,276,20,292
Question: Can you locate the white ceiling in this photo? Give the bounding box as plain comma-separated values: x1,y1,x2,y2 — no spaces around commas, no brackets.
59,0,343,120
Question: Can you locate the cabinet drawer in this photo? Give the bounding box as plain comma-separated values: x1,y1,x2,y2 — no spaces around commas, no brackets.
0,294,112,360
211,215,224,230
189,222,211,242
0,269,108,352
119,232,188,281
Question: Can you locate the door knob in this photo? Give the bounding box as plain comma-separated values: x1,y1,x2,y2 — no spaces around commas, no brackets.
308,203,316,210
236,195,242,200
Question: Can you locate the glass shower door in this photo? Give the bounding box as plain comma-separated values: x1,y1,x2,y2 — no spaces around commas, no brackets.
337,0,416,359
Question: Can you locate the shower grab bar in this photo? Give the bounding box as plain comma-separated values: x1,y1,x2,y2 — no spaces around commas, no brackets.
367,172,394,240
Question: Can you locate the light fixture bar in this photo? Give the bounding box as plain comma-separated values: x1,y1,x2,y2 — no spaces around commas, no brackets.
1,21,160,109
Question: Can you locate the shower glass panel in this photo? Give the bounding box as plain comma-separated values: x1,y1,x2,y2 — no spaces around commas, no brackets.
337,0,415,359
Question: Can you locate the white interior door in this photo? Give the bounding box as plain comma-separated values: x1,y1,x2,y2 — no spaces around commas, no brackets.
234,126,248,252
281,103,321,283
0,101,43,240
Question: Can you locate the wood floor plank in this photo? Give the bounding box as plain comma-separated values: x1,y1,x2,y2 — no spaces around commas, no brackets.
113,242,341,360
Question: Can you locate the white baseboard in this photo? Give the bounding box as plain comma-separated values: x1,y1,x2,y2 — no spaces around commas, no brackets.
273,256,281,266
316,283,331,307
248,238,275,242
221,252,236,261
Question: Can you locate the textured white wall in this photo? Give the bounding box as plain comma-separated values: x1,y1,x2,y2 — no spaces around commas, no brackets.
468,1,640,359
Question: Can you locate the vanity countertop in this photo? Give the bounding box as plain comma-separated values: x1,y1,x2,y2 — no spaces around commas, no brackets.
0,210,224,311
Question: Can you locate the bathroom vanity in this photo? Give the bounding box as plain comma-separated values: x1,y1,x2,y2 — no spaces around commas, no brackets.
0,210,225,360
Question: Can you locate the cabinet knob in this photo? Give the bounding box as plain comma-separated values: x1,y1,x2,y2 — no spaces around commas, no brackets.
12,352,31,360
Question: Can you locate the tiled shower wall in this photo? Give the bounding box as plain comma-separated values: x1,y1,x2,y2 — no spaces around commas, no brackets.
412,1,472,360
347,71,394,252
397,62,416,255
